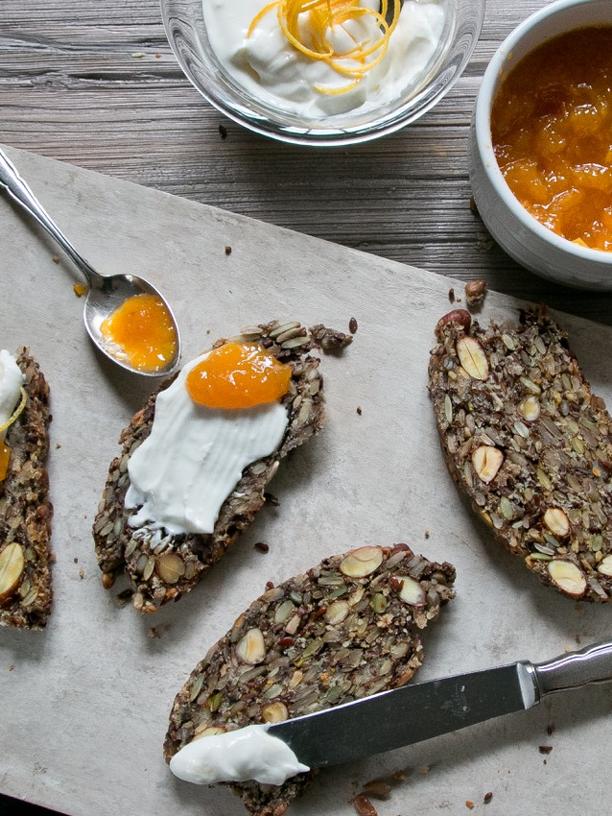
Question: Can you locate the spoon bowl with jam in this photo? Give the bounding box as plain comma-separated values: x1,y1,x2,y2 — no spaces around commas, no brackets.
0,147,180,376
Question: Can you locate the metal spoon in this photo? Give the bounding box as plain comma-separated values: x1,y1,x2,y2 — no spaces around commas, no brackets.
0,147,181,377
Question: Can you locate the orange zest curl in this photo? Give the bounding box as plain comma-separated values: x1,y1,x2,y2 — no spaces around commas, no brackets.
247,0,401,95
0,442,11,482
0,386,27,483
0,387,27,435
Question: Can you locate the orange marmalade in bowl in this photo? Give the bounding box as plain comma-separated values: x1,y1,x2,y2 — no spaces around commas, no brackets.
491,27,612,252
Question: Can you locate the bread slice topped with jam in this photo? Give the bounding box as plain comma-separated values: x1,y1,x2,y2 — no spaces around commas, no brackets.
93,320,352,613
164,544,456,815
0,348,52,630
429,307,612,602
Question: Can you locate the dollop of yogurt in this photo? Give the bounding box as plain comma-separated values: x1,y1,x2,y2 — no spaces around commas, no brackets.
0,350,24,439
170,724,309,786
203,0,446,116
125,352,289,536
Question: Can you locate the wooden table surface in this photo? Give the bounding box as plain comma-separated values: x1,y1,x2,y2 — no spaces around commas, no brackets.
0,0,611,323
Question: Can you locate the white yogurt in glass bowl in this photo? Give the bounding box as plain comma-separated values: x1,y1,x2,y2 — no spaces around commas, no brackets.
162,0,484,145
204,0,446,117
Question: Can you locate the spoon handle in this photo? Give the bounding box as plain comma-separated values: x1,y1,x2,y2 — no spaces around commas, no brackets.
0,146,101,287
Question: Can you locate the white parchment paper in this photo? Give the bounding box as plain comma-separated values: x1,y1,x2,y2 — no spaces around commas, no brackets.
0,146,611,816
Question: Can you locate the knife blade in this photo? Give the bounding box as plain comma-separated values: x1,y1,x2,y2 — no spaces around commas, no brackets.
268,639,612,769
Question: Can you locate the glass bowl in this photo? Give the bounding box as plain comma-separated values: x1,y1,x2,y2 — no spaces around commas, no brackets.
161,0,485,146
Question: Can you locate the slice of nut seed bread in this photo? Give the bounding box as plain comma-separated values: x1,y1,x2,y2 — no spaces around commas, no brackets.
164,544,456,816
429,308,612,602
93,321,352,613
0,349,52,629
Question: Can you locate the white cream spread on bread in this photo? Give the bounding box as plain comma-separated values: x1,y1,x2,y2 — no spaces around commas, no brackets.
125,352,289,535
170,723,308,785
0,351,24,440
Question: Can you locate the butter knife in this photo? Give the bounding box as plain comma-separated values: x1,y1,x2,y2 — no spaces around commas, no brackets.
269,640,612,768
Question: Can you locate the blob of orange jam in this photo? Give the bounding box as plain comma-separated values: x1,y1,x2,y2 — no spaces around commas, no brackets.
0,442,11,482
100,293,177,373
491,27,612,252
186,342,292,410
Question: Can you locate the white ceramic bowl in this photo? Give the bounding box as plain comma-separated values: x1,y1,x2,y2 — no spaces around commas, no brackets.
470,0,612,290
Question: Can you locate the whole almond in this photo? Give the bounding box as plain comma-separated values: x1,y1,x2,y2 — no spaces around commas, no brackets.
464,279,488,309
547,560,586,598
0,543,25,602
236,627,266,664
457,337,489,380
435,309,472,339
340,547,383,578
156,552,186,584
472,445,503,483
543,508,570,538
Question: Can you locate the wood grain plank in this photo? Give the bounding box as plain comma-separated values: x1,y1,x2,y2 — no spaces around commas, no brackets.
1,0,611,322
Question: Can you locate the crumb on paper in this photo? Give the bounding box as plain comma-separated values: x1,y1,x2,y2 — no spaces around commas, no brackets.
448,288,455,304
131,52,145,58
73,557,78,564
484,792,493,804
466,802,475,811
8,664,15,672
464,279,487,311
115,588,134,608
55,443,62,449
356,406,362,415
254,541,269,553
309,323,353,354
73,282,88,298
148,624,171,639
477,235,495,253
79,568,85,580
225,245,232,256
349,316,358,334
424,530,430,539
51,256,60,264
352,794,378,816
219,124,228,140
361,780,391,800
538,745,553,755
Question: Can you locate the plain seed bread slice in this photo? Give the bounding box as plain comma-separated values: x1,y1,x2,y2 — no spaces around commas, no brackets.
93,320,351,613
429,307,612,602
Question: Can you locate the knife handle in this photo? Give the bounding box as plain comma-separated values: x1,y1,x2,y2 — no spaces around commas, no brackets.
533,640,612,696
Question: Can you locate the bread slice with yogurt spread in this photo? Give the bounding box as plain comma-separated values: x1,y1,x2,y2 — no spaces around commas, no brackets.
429,307,612,602
93,320,352,613
0,349,52,630
164,544,456,815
